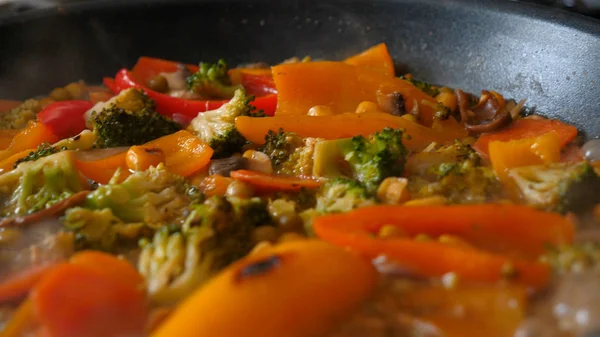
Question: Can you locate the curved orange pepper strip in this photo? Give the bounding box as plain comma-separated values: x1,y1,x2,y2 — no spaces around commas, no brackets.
236,112,461,152
74,151,130,185
0,122,59,163
344,43,395,76
143,130,213,177
313,204,574,290
473,118,578,160
0,148,37,174
229,170,322,193
152,240,377,337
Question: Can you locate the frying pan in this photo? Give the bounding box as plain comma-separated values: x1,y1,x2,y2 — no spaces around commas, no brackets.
0,0,599,137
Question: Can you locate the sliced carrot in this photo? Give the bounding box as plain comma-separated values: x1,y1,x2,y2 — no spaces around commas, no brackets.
313,204,574,289
143,130,213,177
272,61,439,125
473,119,578,159
230,170,322,192
0,263,61,303
344,43,395,76
0,99,21,113
236,112,460,152
31,263,148,337
489,131,561,184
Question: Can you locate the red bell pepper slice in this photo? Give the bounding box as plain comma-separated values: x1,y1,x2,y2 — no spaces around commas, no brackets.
113,69,277,118
313,204,574,290
37,100,94,139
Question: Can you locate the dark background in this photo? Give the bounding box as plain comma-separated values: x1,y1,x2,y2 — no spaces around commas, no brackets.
1,0,600,17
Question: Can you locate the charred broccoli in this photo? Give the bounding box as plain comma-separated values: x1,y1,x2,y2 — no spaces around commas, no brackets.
407,140,501,204
88,88,180,148
186,59,243,99
139,195,270,304
13,130,97,168
188,88,264,158
338,128,408,194
0,99,42,130
316,178,376,214
399,76,439,97
0,152,87,218
259,129,321,176
509,161,600,213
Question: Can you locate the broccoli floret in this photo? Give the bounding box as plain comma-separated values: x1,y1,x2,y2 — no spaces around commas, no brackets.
63,207,146,251
316,178,376,214
399,76,440,97
186,59,243,99
259,129,321,176
188,88,263,158
62,164,203,251
139,195,269,304
408,140,501,204
80,164,195,225
0,99,42,130
509,161,600,213
0,152,86,217
338,128,408,194
88,88,180,148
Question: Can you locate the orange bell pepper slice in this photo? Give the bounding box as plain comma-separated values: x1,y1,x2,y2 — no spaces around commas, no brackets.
131,56,199,83
313,204,574,290
272,61,439,125
0,122,59,163
399,285,527,337
152,240,377,337
473,118,578,159
76,130,212,183
229,170,322,193
143,130,213,177
236,112,462,152
489,131,561,184
344,43,395,76
75,151,130,185
0,129,19,150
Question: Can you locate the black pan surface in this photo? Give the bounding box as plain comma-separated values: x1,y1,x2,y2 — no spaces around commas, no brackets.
0,0,599,137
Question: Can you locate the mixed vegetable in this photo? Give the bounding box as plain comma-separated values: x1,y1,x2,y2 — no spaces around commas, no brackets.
0,43,598,337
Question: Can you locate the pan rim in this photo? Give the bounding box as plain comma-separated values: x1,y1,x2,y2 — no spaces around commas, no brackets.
1,0,599,37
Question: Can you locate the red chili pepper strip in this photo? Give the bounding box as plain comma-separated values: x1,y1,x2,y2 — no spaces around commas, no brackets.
113,69,276,118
